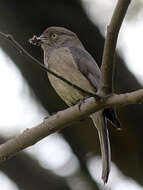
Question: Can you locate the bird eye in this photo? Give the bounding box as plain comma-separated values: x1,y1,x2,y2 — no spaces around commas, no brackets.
51,33,57,39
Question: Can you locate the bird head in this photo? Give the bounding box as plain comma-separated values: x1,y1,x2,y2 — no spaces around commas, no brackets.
29,26,83,50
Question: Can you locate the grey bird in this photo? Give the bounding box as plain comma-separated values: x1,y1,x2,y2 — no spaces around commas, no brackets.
30,26,121,183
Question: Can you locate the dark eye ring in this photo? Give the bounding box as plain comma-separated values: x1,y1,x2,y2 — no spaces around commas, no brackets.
51,33,57,39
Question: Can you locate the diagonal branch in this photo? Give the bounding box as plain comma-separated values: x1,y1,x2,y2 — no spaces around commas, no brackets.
0,90,143,163
0,32,100,100
100,0,132,95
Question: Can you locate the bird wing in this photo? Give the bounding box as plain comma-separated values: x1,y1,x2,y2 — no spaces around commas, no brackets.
69,46,122,130
69,46,101,90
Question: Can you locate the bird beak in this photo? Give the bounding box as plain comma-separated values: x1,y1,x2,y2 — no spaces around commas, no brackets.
29,35,42,46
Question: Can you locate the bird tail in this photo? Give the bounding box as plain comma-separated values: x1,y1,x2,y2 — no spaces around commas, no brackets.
90,111,111,184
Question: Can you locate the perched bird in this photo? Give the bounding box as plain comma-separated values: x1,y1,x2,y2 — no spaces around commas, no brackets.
30,26,121,183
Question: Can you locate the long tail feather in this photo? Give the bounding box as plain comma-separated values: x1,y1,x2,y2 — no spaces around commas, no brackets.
90,111,111,183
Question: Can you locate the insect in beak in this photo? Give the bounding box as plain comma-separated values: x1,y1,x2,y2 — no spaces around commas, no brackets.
29,35,42,46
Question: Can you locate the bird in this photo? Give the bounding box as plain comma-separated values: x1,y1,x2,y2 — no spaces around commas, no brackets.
30,26,121,183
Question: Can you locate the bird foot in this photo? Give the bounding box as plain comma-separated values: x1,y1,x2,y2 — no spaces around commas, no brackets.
77,96,89,110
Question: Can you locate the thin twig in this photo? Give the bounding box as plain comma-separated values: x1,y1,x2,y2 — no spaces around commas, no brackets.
0,32,100,100
100,0,131,95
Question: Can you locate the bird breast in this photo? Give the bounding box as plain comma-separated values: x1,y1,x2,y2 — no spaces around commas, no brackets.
46,47,95,106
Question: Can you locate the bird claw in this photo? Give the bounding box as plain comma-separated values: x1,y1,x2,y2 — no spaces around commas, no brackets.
77,96,89,110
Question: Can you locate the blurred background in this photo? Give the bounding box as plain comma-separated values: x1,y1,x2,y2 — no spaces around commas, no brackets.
0,0,143,189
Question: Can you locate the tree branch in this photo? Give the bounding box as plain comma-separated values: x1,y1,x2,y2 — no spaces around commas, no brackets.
100,0,132,95
0,32,100,100
0,90,143,163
